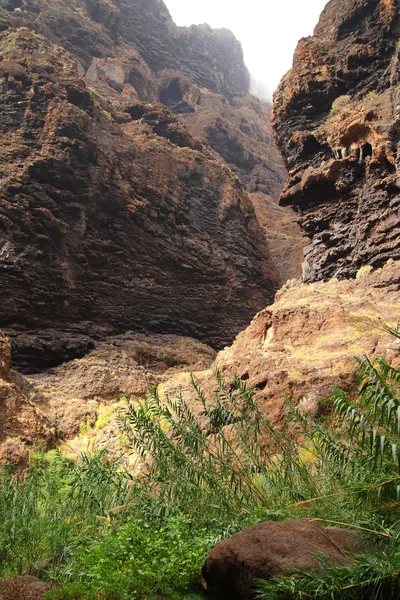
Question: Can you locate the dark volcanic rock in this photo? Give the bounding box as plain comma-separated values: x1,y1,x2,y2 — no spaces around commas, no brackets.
0,18,281,370
202,519,360,600
117,0,250,98
272,0,400,282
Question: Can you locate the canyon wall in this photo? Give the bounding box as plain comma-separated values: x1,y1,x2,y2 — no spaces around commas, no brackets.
273,0,400,282
0,0,294,370
2,0,400,464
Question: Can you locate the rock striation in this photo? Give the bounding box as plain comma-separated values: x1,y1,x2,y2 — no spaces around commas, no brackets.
273,0,400,282
0,0,292,370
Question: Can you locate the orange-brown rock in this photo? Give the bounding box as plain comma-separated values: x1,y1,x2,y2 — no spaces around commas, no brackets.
4,260,400,464
0,329,216,463
273,0,400,282
0,0,290,371
0,331,53,465
181,260,400,423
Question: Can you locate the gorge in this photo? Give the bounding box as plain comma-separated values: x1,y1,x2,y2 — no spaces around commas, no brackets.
0,1,400,599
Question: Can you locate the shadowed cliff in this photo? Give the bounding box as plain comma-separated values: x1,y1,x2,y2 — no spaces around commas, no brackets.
273,0,400,282
0,0,294,370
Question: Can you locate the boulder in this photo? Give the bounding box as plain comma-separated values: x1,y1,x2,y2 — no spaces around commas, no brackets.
202,518,360,600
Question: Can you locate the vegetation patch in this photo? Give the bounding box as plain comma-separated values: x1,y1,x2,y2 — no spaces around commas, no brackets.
330,95,352,115
0,326,400,599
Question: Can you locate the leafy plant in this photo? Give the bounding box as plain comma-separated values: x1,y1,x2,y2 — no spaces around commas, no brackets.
1,329,400,599
257,349,400,599
117,372,318,524
64,515,210,600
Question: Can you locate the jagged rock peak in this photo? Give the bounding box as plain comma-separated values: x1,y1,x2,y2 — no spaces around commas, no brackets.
272,0,400,282
0,0,250,97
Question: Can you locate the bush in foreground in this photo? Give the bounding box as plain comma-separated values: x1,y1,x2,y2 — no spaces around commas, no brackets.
0,339,399,599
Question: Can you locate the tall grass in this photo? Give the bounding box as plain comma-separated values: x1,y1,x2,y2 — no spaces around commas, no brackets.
258,354,400,600
117,372,319,525
0,340,399,599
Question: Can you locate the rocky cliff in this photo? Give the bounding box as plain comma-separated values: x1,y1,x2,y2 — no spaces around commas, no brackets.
4,260,398,466
273,0,400,282
0,0,293,371
2,0,400,466
0,331,54,464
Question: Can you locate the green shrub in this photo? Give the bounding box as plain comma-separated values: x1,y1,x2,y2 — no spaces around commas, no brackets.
356,264,373,279
330,94,352,115
65,515,210,599
257,351,400,600
1,326,400,599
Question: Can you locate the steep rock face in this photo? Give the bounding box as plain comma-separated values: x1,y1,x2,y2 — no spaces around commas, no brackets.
0,0,249,97
116,0,250,98
273,0,400,282
0,0,287,369
0,331,53,465
179,87,304,284
4,260,400,465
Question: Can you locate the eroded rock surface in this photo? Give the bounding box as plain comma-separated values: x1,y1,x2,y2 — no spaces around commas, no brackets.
0,0,291,370
0,331,53,465
273,0,400,282
179,260,400,423
0,329,216,464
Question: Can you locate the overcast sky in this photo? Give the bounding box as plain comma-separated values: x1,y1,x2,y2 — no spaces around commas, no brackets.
164,0,328,97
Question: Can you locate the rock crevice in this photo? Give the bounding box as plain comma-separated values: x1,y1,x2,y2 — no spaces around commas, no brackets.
273,0,400,282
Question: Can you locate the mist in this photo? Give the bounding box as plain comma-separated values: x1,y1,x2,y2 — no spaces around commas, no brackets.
249,76,272,104
165,0,328,98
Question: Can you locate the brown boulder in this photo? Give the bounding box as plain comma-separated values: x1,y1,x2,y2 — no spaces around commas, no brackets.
202,519,360,600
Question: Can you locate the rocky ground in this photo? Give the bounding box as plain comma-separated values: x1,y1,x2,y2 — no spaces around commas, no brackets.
0,329,216,464
163,259,400,424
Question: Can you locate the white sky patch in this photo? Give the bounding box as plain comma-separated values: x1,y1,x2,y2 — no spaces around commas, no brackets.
164,0,328,98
